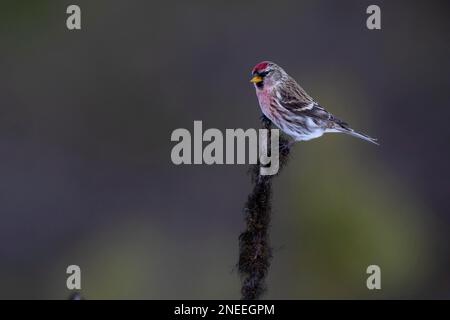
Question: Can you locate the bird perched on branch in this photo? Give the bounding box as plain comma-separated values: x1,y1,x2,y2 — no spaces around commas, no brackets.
250,61,378,145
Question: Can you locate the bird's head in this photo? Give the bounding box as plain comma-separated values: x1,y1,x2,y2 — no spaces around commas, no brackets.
250,61,284,89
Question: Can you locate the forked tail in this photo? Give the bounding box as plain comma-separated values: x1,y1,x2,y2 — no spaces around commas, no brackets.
332,126,379,145
341,128,379,145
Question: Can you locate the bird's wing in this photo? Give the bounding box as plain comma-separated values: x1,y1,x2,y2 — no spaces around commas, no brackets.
301,104,349,128
276,77,315,110
277,78,348,128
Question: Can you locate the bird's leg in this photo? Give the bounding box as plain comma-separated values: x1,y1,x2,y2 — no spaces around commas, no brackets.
260,114,272,129
279,138,294,156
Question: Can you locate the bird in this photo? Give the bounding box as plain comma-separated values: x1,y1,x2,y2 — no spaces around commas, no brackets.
250,61,378,145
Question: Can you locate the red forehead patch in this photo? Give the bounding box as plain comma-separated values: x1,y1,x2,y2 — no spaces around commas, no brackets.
252,61,269,73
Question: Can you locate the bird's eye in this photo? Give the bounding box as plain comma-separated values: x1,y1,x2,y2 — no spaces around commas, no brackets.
259,70,271,77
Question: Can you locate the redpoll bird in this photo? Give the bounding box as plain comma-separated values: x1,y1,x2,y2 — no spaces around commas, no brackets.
250,61,378,145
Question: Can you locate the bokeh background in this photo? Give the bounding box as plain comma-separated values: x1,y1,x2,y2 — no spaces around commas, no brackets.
0,0,449,299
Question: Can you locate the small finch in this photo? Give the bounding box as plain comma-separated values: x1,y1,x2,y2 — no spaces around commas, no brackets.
250,61,378,145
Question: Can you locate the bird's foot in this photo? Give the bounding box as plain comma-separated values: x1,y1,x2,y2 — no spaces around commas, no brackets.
260,114,272,128
279,139,294,156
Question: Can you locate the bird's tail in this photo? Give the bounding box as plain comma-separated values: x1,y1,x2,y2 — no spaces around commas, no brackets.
335,127,379,145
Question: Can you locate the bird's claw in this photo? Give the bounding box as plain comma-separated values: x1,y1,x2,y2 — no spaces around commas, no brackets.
279,139,294,156
260,114,272,128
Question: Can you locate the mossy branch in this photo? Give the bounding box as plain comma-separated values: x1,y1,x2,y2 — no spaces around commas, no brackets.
238,116,291,300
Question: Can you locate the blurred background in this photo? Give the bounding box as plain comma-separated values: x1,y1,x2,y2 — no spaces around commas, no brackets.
0,0,449,299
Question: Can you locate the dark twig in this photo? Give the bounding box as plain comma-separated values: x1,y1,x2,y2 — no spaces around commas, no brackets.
238,116,291,300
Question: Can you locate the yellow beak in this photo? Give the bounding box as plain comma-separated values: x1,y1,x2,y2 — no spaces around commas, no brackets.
250,75,263,84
